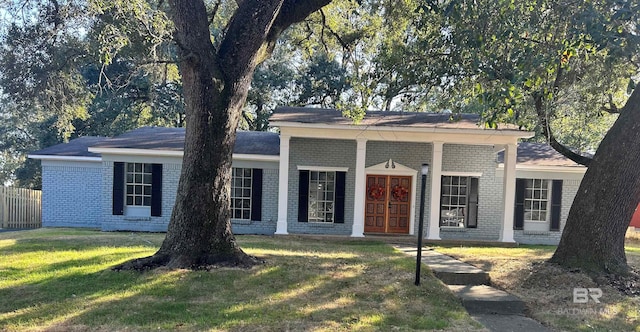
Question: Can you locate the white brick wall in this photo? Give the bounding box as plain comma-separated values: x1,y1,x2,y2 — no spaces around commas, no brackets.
287,138,356,235
100,161,278,234
41,162,102,228
440,144,503,241
514,178,580,245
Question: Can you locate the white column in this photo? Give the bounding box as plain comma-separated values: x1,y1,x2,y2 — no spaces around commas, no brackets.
427,141,443,240
351,138,367,237
275,135,291,235
500,143,517,242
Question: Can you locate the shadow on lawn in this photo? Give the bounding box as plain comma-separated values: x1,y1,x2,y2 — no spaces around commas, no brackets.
0,235,469,331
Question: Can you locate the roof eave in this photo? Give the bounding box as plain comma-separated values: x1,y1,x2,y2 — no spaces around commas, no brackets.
88,147,279,161
27,155,102,162
497,163,587,173
270,121,534,138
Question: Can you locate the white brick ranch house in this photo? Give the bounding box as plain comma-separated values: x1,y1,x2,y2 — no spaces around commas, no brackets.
29,107,587,245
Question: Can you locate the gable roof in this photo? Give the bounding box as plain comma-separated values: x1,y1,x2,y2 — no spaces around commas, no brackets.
270,107,521,131
498,142,587,168
30,127,280,158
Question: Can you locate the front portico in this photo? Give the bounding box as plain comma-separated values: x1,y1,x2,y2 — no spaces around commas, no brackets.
270,107,532,242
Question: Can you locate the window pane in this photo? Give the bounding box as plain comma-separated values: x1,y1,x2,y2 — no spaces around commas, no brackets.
244,168,252,177
126,174,133,183
144,174,152,184
524,179,551,222
460,187,467,195
135,174,142,183
308,171,336,223
242,210,250,220
243,189,251,197
143,197,151,206
135,186,142,195
144,164,152,173
135,196,142,205
135,163,142,172
126,196,133,205
126,186,134,194
144,186,151,196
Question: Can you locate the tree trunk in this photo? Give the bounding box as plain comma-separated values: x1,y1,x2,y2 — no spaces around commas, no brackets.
114,0,331,271
549,87,640,274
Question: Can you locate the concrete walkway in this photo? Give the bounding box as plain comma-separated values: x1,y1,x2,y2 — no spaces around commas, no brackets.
394,245,553,332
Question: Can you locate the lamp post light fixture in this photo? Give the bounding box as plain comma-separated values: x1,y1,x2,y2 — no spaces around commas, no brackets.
415,163,429,286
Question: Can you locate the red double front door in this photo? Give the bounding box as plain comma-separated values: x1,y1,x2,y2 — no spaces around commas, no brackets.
364,175,411,234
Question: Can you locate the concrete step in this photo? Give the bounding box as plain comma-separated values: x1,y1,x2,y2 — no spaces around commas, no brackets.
448,285,525,315
471,314,554,332
419,250,491,285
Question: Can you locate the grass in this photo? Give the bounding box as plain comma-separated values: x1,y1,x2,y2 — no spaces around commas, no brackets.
435,231,640,332
0,229,482,331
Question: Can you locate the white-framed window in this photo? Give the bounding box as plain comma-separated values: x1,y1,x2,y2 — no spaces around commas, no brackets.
125,163,152,207
440,175,479,228
524,179,550,222
308,170,335,223
231,168,252,220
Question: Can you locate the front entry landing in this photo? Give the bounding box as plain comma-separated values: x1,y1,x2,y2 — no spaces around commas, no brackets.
364,175,411,234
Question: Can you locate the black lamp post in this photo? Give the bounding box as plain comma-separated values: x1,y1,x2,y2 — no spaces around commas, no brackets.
415,163,429,286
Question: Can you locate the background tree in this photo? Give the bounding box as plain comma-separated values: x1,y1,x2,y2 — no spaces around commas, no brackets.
418,0,640,273
0,0,183,187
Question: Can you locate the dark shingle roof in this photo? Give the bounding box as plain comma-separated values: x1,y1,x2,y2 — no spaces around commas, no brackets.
498,142,586,167
91,127,185,151
269,107,521,131
31,127,280,157
29,136,108,158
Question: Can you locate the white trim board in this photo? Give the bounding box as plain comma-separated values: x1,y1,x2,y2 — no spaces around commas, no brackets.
28,155,102,162
296,165,349,172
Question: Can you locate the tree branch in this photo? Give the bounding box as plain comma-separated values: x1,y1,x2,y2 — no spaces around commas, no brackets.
208,0,222,26
319,8,350,52
218,0,332,83
601,94,621,114
534,93,593,167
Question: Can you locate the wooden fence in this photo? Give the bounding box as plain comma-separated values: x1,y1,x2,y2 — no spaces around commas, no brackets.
1,187,42,229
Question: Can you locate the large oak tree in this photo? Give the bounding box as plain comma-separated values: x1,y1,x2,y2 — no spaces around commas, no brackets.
115,0,332,270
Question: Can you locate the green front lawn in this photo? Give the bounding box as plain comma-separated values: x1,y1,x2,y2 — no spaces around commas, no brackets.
0,229,481,331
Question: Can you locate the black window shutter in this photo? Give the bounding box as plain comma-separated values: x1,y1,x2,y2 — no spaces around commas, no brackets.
467,177,479,228
298,170,309,222
251,169,263,221
112,162,125,215
334,171,346,223
514,178,526,230
550,180,563,231
151,164,163,217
